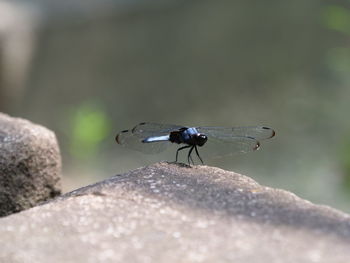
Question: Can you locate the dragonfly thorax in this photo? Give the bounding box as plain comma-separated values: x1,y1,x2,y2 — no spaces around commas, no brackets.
169,128,208,147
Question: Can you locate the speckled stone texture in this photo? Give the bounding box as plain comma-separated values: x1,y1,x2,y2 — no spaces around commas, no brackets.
1,162,350,263
0,113,61,217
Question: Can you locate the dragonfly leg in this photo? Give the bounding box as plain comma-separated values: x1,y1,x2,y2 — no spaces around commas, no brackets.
194,145,204,164
187,146,195,165
175,145,191,162
188,151,194,165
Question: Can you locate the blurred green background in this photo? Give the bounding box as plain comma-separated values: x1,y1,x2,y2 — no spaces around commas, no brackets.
1,0,350,212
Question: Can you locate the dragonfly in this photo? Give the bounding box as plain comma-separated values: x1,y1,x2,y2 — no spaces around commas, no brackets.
116,122,275,165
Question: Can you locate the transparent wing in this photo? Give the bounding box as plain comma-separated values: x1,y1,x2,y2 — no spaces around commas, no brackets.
131,122,184,137
115,129,170,154
175,135,261,162
196,126,275,141
197,135,260,159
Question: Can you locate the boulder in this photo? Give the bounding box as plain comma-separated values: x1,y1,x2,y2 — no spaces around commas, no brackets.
0,162,349,262
0,113,61,216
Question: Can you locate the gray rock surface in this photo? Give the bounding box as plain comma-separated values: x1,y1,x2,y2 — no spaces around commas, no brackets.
0,112,61,216
1,162,350,263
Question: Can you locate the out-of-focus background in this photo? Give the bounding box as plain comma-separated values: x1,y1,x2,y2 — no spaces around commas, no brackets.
1,0,350,212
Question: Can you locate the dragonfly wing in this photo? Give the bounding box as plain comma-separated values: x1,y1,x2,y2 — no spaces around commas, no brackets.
116,129,170,154
196,135,260,159
197,126,275,141
131,122,184,137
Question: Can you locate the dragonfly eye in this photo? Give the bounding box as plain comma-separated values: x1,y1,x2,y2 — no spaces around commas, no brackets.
195,134,208,146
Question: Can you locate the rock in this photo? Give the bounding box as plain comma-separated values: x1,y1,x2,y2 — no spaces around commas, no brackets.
1,162,350,263
0,113,61,217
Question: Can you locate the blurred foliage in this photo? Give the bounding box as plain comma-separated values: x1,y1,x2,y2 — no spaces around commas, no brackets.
323,4,350,74
323,5,350,35
70,103,111,160
323,4,350,191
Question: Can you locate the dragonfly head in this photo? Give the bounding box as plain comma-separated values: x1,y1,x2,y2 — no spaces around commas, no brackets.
194,133,208,147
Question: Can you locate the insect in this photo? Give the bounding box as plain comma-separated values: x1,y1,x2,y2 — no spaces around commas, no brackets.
116,122,275,165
